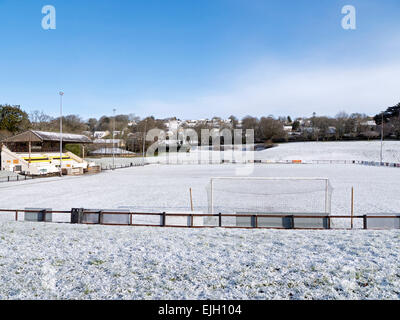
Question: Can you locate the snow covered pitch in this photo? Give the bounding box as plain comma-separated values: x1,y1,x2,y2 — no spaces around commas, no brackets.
0,221,399,299
1,163,399,228
254,140,400,163
0,141,399,299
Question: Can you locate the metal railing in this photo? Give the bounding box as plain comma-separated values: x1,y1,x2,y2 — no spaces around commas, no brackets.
100,162,145,171
1,208,399,230
2,158,398,183
0,175,34,183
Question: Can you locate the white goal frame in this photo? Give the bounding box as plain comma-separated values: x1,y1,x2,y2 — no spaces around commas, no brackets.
209,177,331,214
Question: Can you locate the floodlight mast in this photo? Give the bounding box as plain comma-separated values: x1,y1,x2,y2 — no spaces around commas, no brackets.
112,108,116,169
59,91,64,177
380,112,384,164
142,119,147,166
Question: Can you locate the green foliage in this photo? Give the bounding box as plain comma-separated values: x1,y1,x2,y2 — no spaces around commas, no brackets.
0,105,30,133
65,144,82,157
241,116,287,143
292,120,300,131
374,102,400,138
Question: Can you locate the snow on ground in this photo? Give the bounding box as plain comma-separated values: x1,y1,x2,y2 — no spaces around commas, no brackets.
86,156,144,168
0,221,399,300
1,141,400,299
255,140,400,162
0,171,20,178
86,141,400,167
1,163,399,228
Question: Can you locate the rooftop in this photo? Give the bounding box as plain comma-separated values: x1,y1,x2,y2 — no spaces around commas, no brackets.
2,130,92,144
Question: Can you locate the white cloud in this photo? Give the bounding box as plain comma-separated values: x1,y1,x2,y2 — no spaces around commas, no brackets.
137,60,400,119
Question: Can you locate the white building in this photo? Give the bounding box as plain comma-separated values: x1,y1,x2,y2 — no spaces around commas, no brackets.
93,131,110,139
283,125,293,132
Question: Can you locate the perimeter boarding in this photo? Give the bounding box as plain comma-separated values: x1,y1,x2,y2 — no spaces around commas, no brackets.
2,208,399,230
2,176,400,230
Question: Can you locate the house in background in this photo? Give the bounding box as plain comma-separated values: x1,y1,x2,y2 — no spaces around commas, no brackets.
93,131,110,139
93,138,125,148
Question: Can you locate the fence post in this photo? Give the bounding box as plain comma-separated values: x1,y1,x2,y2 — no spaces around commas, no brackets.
363,215,367,230
71,208,84,224
71,208,77,223
189,188,194,212
99,210,103,224
350,187,354,229
78,208,84,223
287,215,295,229
15,210,18,221
189,214,193,227
129,212,133,226
253,215,258,228
162,212,166,227
218,212,222,227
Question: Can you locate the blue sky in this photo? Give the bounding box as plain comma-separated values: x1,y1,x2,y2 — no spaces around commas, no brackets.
0,0,399,120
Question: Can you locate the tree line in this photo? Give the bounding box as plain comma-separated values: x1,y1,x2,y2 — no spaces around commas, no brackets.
0,102,399,153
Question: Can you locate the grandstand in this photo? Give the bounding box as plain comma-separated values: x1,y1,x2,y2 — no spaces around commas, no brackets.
1,130,97,176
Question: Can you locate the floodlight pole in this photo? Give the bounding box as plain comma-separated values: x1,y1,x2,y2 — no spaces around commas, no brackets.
112,108,116,169
142,119,147,166
59,91,64,177
210,178,213,214
380,112,384,164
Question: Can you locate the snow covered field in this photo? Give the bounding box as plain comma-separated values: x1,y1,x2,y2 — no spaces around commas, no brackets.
255,140,400,162
1,163,399,226
86,140,400,166
0,221,399,299
0,141,399,299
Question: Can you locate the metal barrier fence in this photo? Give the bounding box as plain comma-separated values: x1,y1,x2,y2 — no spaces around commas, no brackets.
1,208,399,230
100,162,146,171
1,159,399,182
140,158,400,167
358,160,400,168
252,159,355,165
0,175,34,184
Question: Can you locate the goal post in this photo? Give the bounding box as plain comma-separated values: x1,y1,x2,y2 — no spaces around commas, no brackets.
206,177,333,216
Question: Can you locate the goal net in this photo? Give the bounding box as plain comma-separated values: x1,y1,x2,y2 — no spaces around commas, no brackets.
206,177,333,216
